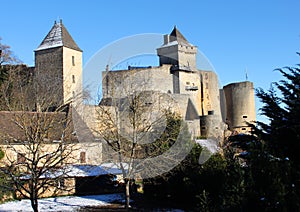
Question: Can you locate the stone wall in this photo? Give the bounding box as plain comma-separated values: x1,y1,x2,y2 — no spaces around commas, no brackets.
62,47,83,103
200,71,222,116
35,47,64,107
223,81,256,133
34,46,83,106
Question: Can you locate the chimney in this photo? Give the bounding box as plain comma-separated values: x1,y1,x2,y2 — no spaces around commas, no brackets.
163,34,170,45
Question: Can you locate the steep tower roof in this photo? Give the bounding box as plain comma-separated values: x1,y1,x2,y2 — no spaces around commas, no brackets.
36,20,82,52
157,26,197,70
169,26,189,44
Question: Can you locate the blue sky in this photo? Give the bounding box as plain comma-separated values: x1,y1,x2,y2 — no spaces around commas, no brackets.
1,0,300,121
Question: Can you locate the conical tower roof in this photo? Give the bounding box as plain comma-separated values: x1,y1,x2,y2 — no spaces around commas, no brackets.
169,26,189,44
36,20,82,52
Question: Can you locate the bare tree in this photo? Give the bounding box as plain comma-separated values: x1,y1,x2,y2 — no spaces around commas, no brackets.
0,55,78,212
0,37,20,66
95,69,192,208
0,37,23,109
0,111,78,211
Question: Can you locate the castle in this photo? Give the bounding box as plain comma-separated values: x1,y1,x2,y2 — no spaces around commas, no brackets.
0,20,256,197
1,20,256,142
99,26,256,140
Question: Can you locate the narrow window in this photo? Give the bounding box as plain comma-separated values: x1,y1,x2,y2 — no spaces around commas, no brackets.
72,75,75,83
17,153,26,164
57,178,65,188
46,153,52,161
242,128,246,130
242,115,248,118
80,152,86,163
72,56,75,66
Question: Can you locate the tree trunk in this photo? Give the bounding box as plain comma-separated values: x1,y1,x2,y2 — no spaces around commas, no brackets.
30,197,39,212
125,179,130,208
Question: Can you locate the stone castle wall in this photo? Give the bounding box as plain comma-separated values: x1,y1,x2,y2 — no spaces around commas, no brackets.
62,47,83,103
223,81,256,133
35,47,64,107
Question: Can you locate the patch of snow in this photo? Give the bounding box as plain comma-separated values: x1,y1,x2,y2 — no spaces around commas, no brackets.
22,164,128,180
160,40,193,48
0,193,123,212
195,139,220,164
65,165,110,177
36,23,63,51
101,162,128,175
195,139,219,154
161,40,178,47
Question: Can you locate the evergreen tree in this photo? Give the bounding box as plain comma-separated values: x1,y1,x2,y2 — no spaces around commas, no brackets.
256,59,300,163
224,55,300,211
254,56,300,210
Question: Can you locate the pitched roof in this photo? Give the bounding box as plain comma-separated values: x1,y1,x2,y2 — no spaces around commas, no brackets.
0,111,77,143
36,20,82,52
169,26,189,44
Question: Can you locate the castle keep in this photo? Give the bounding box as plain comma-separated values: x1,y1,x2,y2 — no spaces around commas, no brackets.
100,27,256,140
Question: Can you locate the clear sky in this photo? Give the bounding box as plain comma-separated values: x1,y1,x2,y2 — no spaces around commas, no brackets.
1,0,300,121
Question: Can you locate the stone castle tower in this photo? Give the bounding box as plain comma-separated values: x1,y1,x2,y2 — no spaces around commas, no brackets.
157,26,197,70
35,20,82,108
102,26,256,139
223,81,256,133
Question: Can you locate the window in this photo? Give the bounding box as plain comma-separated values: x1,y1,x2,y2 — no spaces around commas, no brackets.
17,153,26,164
242,115,248,118
72,75,75,83
57,178,65,188
208,110,214,115
46,153,52,161
80,152,86,163
72,56,75,66
242,128,246,130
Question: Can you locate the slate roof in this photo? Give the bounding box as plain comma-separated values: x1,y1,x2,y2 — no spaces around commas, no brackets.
160,26,193,47
169,26,189,44
36,20,82,52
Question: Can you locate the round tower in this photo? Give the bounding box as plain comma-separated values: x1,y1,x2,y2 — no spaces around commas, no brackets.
223,81,255,133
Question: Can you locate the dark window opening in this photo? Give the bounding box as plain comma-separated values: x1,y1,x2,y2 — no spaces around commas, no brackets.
72,56,75,66
17,153,26,164
46,153,52,161
242,128,246,130
72,75,75,83
243,115,248,118
80,152,86,163
57,178,65,188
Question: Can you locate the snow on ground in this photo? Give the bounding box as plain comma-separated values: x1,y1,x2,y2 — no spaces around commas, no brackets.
0,193,124,212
